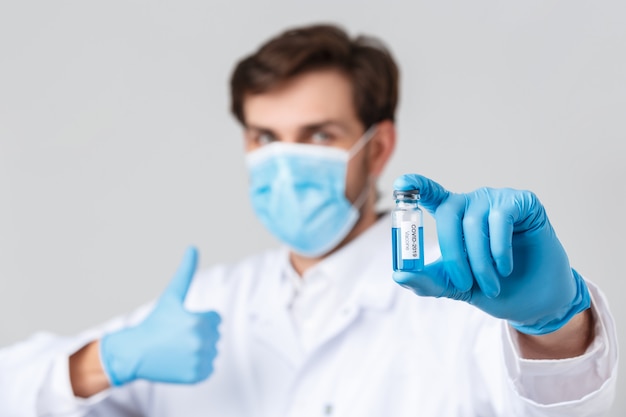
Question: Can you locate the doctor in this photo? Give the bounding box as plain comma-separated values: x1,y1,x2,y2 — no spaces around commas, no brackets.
0,23,618,416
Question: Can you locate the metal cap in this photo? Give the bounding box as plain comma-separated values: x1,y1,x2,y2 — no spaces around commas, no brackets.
393,189,420,199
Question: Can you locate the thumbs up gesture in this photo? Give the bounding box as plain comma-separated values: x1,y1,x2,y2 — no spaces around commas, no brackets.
100,247,221,386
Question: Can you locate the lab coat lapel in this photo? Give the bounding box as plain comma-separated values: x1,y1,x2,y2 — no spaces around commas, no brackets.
306,214,397,353
248,249,303,368
311,261,396,354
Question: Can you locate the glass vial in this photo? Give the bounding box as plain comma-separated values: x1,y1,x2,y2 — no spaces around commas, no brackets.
392,189,424,271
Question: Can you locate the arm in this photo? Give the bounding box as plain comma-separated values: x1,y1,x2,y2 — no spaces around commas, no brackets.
501,280,618,413
0,330,130,417
0,247,221,416
392,174,618,413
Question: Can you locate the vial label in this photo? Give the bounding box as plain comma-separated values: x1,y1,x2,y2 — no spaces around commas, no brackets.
400,221,421,260
392,223,424,272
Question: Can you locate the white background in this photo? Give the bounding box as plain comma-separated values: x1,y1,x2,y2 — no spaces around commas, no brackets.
1,1,624,414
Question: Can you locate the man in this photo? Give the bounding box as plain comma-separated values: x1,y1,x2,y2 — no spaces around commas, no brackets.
0,24,618,416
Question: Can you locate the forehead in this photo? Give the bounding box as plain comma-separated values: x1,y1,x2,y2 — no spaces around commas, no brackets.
242,69,360,131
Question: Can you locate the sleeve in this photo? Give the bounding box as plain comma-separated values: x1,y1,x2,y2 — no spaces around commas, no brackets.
501,280,619,416
0,303,154,417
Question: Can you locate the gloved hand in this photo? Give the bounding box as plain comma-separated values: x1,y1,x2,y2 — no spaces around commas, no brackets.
392,174,590,335
100,247,221,386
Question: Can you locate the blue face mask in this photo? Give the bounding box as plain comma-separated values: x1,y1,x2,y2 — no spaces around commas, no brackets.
245,126,377,257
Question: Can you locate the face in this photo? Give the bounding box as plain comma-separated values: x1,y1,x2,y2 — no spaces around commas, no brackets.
242,69,393,211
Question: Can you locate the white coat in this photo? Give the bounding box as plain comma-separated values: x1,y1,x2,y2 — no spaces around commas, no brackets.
0,214,619,417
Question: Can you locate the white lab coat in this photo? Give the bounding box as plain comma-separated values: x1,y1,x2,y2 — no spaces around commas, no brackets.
0,214,619,417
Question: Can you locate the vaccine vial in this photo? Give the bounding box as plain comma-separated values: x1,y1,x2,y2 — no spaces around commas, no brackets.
392,189,424,271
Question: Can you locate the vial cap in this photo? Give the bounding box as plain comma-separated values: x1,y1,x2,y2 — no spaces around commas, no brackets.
393,189,420,199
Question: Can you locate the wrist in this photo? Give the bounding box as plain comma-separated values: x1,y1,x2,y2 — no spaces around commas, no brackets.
509,268,591,336
99,328,140,387
69,340,111,398
515,307,595,359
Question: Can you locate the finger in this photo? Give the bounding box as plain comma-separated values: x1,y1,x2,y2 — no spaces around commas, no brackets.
194,311,222,344
393,260,472,302
480,189,545,278
435,193,474,292
393,174,450,214
463,192,501,298
393,262,448,298
197,310,222,328
486,189,539,276
163,246,199,303
487,206,514,277
509,189,548,234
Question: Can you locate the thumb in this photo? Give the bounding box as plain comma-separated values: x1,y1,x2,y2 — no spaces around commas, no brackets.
393,174,450,214
393,259,471,302
162,246,199,304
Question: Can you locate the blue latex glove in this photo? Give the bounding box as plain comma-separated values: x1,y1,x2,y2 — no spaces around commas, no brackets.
100,247,221,386
392,174,590,335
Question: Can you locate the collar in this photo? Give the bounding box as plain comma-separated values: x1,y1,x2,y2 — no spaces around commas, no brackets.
294,212,397,311
248,212,398,318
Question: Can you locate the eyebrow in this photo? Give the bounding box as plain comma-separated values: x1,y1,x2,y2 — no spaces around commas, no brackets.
245,120,352,136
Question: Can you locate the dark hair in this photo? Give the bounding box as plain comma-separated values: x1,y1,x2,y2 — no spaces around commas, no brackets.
230,23,399,128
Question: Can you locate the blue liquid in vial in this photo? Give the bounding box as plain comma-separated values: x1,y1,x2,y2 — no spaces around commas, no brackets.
392,227,424,271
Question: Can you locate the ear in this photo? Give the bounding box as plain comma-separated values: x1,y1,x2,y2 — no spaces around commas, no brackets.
367,119,396,177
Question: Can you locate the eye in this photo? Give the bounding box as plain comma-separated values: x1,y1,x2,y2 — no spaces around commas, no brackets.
257,131,276,146
310,130,332,144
